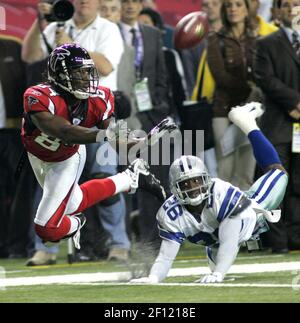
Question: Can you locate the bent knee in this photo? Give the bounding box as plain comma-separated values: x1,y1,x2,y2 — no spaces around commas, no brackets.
35,224,63,242
265,163,288,176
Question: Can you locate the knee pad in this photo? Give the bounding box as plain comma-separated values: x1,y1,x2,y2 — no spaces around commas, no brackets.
92,172,121,206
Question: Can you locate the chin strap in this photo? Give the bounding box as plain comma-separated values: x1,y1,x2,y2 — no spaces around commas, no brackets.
48,77,90,100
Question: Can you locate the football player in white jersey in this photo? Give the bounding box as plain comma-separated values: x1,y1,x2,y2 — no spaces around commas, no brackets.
130,102,288,284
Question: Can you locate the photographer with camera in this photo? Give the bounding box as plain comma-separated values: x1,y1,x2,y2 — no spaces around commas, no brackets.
22,0,124,89
22,0,131,265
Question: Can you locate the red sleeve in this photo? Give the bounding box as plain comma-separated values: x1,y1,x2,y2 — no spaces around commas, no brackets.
24,86,53,114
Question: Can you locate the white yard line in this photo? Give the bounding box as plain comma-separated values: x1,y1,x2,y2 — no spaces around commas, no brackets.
68,282,300,289
176,254,284,263
1,261,300,287
5,270,30,274
171,261,300,277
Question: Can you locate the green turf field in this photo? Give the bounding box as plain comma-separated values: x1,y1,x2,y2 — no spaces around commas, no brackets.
0,242,300,303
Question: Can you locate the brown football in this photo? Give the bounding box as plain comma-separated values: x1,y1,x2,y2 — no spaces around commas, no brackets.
174,11,209,50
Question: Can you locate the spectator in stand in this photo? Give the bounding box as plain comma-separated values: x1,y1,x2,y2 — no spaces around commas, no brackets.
141,0,157,10
182,0,277,183
101,0,141,131
181,0,223,99
138,7,187,120
248,0,278,35
100,0,138,245
22,0,123,88
138,7,164,31
0,35,34,259
180,0,223,180
100,0,122,23
140,1,174,48
206,0,277,191
270,0,281,27
119,0,170,249
257,0,273,21
206,0,257,190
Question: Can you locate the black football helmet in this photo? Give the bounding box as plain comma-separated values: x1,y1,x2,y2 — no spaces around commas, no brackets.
47,43,99,99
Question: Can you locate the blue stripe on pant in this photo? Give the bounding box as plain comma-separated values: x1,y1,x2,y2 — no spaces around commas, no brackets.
245,169,288,210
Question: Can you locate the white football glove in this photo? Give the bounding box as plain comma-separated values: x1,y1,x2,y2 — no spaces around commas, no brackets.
129,275,159,284
147,117,178,146
199,272,223,284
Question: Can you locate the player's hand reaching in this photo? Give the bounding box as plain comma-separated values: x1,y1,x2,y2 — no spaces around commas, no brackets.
147,117,178,147
198,272,223,284
100,117,179,157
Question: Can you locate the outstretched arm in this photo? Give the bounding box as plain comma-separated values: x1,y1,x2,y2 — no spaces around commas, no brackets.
31,111,141,147
130,239,180,283
31,112,100,144
31,112,178,152
104,117,179,154
201,217,241,283
214,217,241,275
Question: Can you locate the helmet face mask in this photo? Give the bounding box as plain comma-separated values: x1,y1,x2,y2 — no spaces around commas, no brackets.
48,44,100,99
169,156,212,206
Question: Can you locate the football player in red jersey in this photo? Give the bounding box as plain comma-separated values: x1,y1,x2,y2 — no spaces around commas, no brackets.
21,43,174,248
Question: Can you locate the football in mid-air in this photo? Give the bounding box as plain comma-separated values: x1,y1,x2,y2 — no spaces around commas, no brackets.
174,11,209,50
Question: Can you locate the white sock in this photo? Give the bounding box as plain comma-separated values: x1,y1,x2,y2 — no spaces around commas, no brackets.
67,216,80,235
234,118,259,136
110,172,131,194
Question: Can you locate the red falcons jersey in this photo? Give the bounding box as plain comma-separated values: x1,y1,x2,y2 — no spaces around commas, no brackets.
21,84,114,162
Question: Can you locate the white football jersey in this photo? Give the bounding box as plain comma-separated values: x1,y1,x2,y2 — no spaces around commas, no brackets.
156,178,258,246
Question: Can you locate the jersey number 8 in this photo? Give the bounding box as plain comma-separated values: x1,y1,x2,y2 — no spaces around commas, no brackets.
35,132,61,152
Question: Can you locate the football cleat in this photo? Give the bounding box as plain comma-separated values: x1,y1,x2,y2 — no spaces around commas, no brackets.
228,102,264,125
124,159,150,193
124,159,167,201
63,214,86,250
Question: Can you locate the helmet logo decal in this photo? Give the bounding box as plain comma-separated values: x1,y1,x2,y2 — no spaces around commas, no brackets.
49,48,71,72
